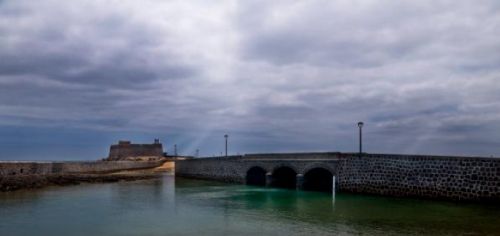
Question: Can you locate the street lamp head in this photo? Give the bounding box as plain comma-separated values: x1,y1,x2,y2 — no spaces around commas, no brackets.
224,134,228,138
358,121,364,128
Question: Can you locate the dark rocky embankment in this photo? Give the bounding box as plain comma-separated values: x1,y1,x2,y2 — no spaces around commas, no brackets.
0,171,163,192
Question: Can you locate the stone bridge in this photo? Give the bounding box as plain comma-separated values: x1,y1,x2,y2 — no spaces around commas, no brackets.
180,153,342,192
175,152,500,202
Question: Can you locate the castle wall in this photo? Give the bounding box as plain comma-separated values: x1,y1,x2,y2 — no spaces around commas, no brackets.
108,143,163,160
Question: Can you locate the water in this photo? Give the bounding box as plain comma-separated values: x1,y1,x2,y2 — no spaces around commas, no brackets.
1,173,499,236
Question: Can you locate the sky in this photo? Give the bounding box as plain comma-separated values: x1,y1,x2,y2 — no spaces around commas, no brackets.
1,0,500,160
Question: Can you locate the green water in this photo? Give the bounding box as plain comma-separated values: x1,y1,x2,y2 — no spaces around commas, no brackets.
1,174,499,236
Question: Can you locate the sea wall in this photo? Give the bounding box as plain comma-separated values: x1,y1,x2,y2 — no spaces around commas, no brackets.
175,153,500,202
0,160,164,177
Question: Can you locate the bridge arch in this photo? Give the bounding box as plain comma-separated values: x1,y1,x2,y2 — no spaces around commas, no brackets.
246,166,267,186
271,166,297,189
303,167,334,193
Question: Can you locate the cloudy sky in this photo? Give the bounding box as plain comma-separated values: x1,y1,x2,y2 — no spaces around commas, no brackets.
1,0,499,160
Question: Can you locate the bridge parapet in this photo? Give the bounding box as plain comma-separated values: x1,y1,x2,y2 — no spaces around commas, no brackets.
243,152,343,160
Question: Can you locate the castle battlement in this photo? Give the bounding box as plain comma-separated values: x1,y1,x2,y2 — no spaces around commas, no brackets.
107,140,164,161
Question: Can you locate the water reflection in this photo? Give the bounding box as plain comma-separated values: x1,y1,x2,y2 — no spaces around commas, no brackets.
1,175,499,236
176,179,347,230
0,187,45,208
173,177,500,235
111,179,168,209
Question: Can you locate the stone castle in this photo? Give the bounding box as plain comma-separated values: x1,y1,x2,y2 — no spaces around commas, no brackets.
107,139,164,161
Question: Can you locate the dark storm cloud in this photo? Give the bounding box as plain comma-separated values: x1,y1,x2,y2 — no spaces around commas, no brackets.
1,0,500,159
236,1,432,67
0,0,200,88
0,0,202,135
229,0,500,156
0,29,196,89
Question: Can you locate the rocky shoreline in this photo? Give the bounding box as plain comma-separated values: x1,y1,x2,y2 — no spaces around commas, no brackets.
0,170,165,192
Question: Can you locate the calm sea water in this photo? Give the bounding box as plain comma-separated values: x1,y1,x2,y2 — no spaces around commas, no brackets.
1,173,499,236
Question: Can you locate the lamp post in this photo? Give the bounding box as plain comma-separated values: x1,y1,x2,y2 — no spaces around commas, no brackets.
357,122,364,157
174,144,177,156
224,134,228,157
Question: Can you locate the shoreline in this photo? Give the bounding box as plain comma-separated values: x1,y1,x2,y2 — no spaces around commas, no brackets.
0,162,174,192
0,170,164,192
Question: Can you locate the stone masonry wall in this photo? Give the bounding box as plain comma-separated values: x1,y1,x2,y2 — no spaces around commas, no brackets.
338,154,500,202
108,143,163,160
0,162,53,176
0,160,164,177
175,156,246,183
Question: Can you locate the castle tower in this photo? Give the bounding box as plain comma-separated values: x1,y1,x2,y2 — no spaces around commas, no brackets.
107,139,164,161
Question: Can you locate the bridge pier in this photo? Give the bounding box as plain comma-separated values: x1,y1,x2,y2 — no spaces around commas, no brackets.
265,172,273,187
296,174,304,190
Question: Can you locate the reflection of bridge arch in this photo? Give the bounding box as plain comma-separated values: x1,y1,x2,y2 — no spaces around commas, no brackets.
246,166,267,186
271,166,297,189
303,168,333,193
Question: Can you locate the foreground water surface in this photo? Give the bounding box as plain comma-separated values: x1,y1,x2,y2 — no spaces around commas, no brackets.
1,173,499,236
